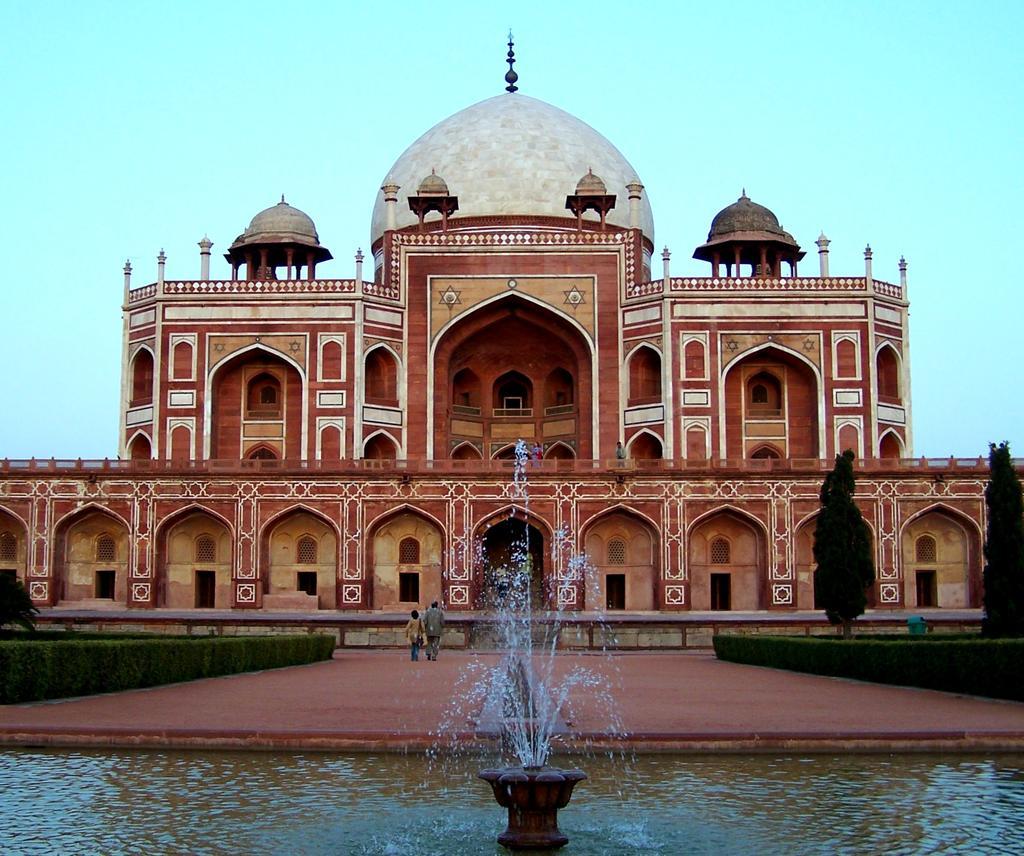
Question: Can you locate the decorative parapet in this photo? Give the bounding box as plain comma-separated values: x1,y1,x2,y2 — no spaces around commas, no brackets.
126,280,361,304
127,284,157,303
389,229,635,303
625,276,904,301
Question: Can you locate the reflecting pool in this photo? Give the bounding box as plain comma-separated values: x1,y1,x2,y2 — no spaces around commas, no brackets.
2,750,1023,855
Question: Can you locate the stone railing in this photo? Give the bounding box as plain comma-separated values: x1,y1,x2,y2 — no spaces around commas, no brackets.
627,277,903,300
127,280,362,303
0,456,999,478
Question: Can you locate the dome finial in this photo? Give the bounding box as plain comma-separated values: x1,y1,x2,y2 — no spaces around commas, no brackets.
505,30,519,93
280,194,286,204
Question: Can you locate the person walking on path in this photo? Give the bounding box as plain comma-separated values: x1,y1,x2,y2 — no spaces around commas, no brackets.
423,601,445,661
404,609,425,661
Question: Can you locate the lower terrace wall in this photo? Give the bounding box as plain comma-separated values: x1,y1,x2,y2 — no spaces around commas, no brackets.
0,458,993,614
33,611,982,651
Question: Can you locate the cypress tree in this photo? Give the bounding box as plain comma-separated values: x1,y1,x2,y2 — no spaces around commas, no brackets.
982,442,1024,637
813,450,875,638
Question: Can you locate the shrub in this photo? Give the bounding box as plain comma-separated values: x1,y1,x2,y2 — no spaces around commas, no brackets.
712,635,1024,701
0,634,336,704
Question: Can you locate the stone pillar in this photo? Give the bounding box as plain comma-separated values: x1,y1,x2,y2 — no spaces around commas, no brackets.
816,232,830,277
198,235,213,280
899,255,908,290
355,248,364,284
661,246,670,285
156,249,166,291
626,179,644,229
285,248,294,280
382,181,400,231
123,259,132,303
864,244,873,285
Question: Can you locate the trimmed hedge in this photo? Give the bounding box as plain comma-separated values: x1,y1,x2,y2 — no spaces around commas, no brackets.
0,634,336,704
712,635,1024,702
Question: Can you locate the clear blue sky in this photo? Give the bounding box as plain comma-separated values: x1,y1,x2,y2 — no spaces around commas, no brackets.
2,0,1021,459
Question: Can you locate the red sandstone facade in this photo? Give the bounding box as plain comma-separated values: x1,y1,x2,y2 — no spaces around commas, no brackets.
0,90,984,616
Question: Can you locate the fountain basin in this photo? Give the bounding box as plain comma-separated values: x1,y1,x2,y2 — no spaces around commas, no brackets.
478,766,587,850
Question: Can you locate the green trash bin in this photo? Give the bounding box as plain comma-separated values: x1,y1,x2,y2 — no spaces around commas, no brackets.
907,616,927,636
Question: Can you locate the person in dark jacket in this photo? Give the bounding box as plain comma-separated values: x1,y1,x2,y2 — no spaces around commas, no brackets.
422,601,445,661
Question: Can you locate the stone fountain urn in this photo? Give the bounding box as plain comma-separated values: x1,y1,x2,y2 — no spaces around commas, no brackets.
478,766,587,850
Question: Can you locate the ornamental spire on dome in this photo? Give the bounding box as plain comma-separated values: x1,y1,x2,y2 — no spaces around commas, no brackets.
505,30,519,93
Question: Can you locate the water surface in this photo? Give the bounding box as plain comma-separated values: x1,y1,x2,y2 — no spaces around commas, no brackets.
1,750,1022,854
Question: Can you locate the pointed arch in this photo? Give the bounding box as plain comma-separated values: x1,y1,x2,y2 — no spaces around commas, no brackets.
156,504,234,609
875,342,902,402
687,505,769,610
367,504,446,610
363,429,400,460
126,429,153,461
450,441,483,460
626,428,663,461
878,429,904,459
491,443,521,461
543,441,576,460
53,504,131,605
720,341,825,459
899,502,981,608
129,345,155,407
473,504,555,542
261,504,339,608
627,343,662,405
364,343,402,407
580,503,662,542
203,343,308,460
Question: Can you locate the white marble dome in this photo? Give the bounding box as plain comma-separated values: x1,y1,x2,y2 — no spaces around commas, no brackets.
371,94,653,244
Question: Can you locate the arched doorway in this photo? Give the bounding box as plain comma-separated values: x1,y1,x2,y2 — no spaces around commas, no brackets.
723,347,820,458
210,349,303,460
262,509,338,609
901,508,979,608
370,511,443,609
583,510,658,610
628,431,663,461
364,432,399,460
54,509,130,606
434,296,593,459
158,510,232,608
0,509,28,587
478,515,546,609
688,510,765,610
794,515,818,609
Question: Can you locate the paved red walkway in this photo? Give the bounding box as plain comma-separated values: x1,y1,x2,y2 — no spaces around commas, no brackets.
1,651,1022,752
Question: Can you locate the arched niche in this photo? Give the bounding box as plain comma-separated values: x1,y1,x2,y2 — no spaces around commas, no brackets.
627,346,661,406
262,509,337,609
476,513,548,609
582,509,658,610
127,432,152,461
0,509,28,586
724,346,820,459
901,507,979,608
365,347,399,407
879,430,904,459
54,508,130,606
364,432,398,460
130,348,154,407
158,510,232,608
210,348,302,460
432,295,593,458
876,345,901,404
370,510,443,609
688,509,765,610
451,441,483,461
628,430,663,461
493,370,533,413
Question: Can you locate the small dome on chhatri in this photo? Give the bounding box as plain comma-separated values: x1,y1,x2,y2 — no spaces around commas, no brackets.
242,196,321,245
416,169,450,197
574,168,607,196
707,190,795,243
